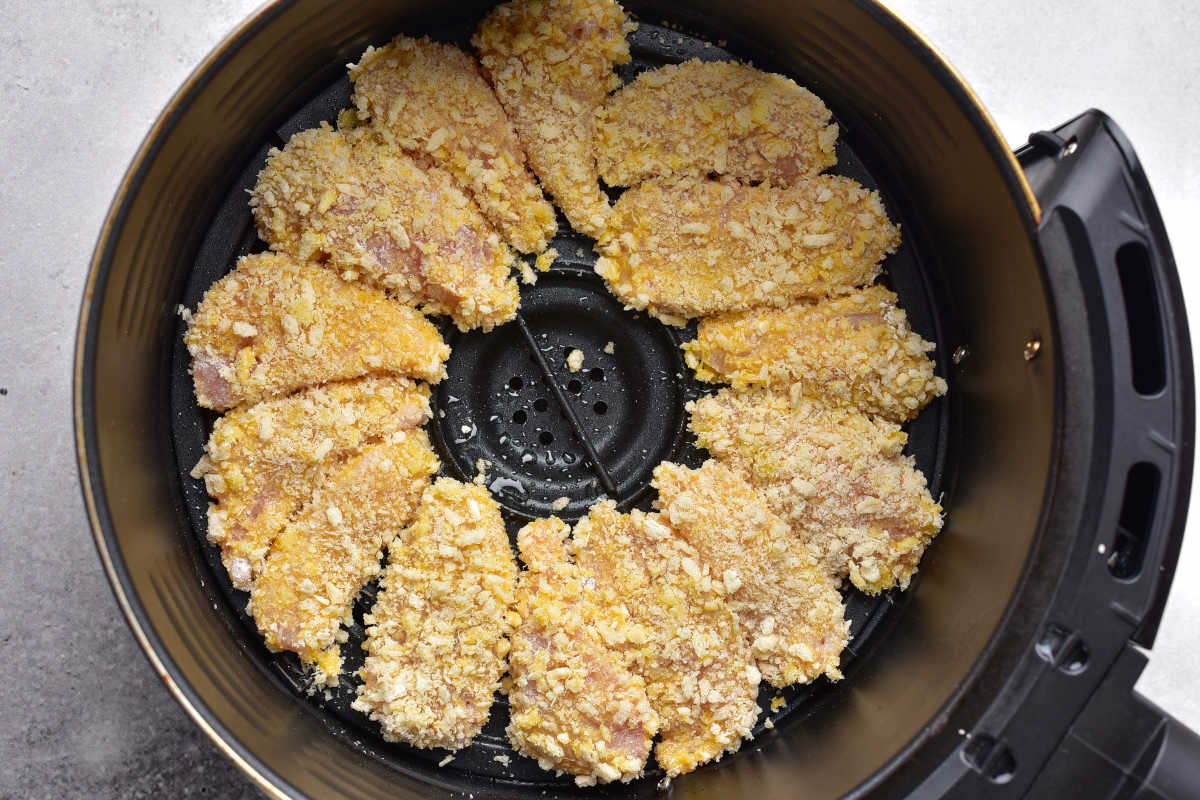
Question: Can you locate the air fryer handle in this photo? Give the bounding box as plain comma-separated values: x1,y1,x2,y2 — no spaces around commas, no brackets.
1010,112,1198,798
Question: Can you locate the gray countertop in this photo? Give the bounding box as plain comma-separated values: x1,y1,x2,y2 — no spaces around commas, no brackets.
1,1,1196,796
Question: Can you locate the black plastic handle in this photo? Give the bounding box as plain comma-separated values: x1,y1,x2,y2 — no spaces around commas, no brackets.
988,111,1197,798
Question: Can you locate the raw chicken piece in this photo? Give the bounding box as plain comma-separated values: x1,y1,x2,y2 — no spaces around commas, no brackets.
350,36,556,254
249,430,438,684
652,460,848,687
572,503,760,776
198,376,430,590
683,285,946,422
475,0,632,237
353,479,518,750
185,252,448,410
595,175,900,325
596,59,838,187
689,388,944,594
507,517,657,785
251,124,518,331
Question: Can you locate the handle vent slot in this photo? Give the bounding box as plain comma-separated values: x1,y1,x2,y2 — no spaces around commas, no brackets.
1116,241,1167,395
1108,461,1161,580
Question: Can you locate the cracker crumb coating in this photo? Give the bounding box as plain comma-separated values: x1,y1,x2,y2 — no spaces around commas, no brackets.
185,252,448,410
350,36,557,254
596,176,900,324
475,0,632,237
683,285,947,422
571,503,760,777
249,431,438,683
198,376,430,590
507,517,657,785
652,461,848,687
596,59,838,187
354,479,518,750
689,388,943,594
251,124,518,331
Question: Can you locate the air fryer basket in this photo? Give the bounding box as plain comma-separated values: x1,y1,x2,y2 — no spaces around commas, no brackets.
75,1,1195,798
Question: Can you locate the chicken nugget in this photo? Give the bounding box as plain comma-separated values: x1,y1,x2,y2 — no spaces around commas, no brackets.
571,503,760,776
185,252,448,410
596,175,900,324
507,517,657,785
689,388,944,594
596,59,838,187
683,285,946,422
475,0,632,237
652,460,848,687
197,376,430,590
249,430,438,684
251,124,518,331
350,36,556,254
353,479,518,750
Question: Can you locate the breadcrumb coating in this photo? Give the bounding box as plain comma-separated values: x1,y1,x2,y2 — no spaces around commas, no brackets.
250,124,518,331
475,0,632,237
596,59,838,187
354,479,518,750
652,460,848,687
595,176,900,324
185,252,448,410
507,517,657,785
683,285,947,422
571,503,760,777
350,36,557,254
249,431,438,684
198,376,430,590
689,388,944,594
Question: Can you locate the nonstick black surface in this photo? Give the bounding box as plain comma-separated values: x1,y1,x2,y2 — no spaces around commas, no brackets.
169,15,949,791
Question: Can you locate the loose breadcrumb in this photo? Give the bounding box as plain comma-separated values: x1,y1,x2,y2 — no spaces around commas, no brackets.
603,341,614,354
249,431,438,684
595,176,900,324
475,0,632,237
507,517,657,785
350,36,557,254
596,59,837,187
683,285,947,422
354,479,518,750
250,124,518,332
535,247,558,272
566,349,584,372
652,460,849,687
572,503,760,777
200,376,430,590
551,496,571,511
185,252,448,410
689,388,944,594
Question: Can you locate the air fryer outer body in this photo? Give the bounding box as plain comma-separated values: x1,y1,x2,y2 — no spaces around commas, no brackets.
74,1,1192,799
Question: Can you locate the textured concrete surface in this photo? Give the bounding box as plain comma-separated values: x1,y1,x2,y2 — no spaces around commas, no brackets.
0,1,1195,798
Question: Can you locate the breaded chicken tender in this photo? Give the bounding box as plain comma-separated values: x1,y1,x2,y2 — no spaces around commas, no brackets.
689,388,944,594
683,285,947,422
596,59,838,187
185,252,448,410
475,0,632,237
251,124,518,331
249,431,438,684
652,460,848,687
354,479,518,750
596,176,900,324
507,517,657,785
198,376,430,590
571,503,760,777
350,36,557,254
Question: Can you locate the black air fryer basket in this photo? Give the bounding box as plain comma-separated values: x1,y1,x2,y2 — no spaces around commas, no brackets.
75,1,1198,798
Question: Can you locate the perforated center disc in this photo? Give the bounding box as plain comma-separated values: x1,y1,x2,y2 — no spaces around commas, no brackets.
432,257,690,520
